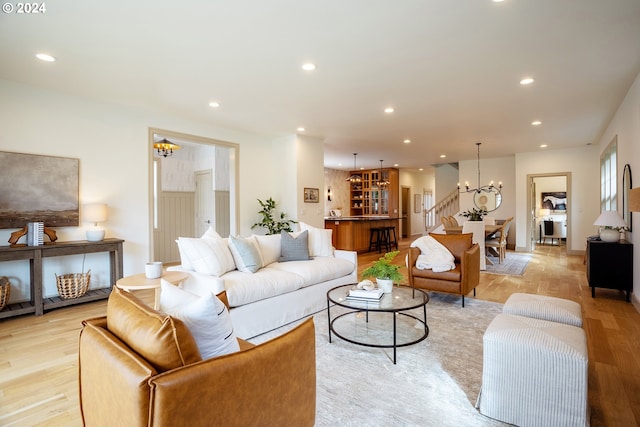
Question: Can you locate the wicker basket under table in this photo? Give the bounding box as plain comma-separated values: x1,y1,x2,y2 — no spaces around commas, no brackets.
0,276,10,310
55,270,91,299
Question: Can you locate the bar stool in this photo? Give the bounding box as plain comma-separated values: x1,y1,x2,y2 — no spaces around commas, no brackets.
384,226,398,250
368,227,390,253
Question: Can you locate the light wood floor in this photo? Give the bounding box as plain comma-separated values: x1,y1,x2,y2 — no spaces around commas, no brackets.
1,239,639,426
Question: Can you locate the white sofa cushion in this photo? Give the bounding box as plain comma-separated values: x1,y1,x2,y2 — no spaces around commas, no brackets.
177,236,235,276
269,256,355,287
159,279,240,359
299,222,334,257
228,235,263,273
224,268,305,307
254,234,282,266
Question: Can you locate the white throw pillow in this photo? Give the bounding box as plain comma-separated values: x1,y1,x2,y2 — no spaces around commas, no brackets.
299,222,334,257
254,234,282,266
175,239,194,271
228,235,264,273
201,226,222,240
159,279,240,359
177,237,235,276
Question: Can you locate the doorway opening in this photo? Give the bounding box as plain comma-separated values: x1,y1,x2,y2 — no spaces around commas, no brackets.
526,173,571,253
149,128,239,263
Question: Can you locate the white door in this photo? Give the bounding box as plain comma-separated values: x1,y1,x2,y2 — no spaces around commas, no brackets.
195,170,215,237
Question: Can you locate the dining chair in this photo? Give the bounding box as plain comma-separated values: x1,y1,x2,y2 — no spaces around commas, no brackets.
485,218,512,263
440,216,452,228
448,216,460,226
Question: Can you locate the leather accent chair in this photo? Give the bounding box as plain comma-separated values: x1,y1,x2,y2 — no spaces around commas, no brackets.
79,287,316,427
407,233,480,307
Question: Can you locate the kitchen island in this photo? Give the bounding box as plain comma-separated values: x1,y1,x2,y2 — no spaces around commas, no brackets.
324,216,400,253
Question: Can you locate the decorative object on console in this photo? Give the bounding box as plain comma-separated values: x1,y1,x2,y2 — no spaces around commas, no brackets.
153,138,181,157
8,225,57,247
251,197,297,235
361,250,403,293
27,222,44,246
458,142,503,212
83,203,108,242
593,210,627,242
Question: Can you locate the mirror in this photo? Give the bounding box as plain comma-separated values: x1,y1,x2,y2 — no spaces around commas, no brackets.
473,188,502,212
623,163,632,231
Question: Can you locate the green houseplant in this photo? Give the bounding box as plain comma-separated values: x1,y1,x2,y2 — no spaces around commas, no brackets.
361,251,404,293
251,197,297,235
460,207,488,221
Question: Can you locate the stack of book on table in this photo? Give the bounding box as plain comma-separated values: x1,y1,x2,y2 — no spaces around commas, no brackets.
346,287,384,305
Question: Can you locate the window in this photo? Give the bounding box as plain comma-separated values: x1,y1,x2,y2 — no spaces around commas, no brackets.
600,136,617,211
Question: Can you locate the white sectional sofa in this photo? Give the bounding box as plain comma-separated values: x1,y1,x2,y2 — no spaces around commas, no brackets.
167,225,358,339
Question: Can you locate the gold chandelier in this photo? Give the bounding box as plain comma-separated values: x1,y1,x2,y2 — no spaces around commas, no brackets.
346,153,362,183
153,138,181,157
375,160,390,188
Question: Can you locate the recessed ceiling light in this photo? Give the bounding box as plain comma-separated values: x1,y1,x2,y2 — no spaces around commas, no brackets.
520,77,535,85
393,163,399,167
208,101,220,108
36,53,56,62
531,120,542,126
492,0,505,2
297,127,305,132
440,154,446,158
403,139,411,144
419,168,424,171
384,107,394,114
301,63,316,71
540,144,548,148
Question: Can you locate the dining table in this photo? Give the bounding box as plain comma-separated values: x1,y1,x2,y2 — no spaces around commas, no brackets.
444,224,502,265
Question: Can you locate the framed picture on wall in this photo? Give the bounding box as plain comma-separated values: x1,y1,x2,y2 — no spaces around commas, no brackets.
304,188,319,203
541,192,567,212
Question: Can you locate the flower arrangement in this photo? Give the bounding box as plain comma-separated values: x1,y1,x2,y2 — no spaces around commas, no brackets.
460,208,488,221
361,251,404,282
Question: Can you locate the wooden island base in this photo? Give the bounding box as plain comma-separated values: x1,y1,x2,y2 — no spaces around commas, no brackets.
324,217,400,253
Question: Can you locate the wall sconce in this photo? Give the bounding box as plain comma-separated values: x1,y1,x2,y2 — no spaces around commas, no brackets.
83,203,108,241
327,187,332,201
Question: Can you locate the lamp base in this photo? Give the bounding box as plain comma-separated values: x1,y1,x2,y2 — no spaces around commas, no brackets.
86,229,105,242
599,228,620,243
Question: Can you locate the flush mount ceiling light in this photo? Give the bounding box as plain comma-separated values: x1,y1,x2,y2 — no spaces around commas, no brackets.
346,153,362,183
36,53,56,62
520,77,535,85
384,107,395,113
301,62,316,71
153,138,181,158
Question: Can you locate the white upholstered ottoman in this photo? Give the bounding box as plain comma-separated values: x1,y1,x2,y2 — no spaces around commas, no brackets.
503,292,583,327
477,314,589,427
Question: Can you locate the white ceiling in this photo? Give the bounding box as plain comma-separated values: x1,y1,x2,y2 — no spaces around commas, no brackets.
1,0,639,171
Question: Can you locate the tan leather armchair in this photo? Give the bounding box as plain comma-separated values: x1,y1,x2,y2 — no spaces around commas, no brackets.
407,233,480,307
79,287,316,427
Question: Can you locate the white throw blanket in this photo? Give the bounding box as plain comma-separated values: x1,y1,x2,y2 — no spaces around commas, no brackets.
410,236,455,272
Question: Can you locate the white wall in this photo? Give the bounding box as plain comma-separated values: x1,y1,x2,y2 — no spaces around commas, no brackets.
595,70,640,301
515,146,600,253
434,163,459,203
399,169,434,237
0,79,314,302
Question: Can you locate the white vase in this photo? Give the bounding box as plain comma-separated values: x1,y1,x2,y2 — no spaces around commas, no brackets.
376,278,394,293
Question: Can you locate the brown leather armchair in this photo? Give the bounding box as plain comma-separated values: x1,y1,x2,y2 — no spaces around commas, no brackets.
407,233,480,307
79,287,316,427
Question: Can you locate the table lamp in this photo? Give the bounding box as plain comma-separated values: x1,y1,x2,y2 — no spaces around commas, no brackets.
593,210,625,242
538,208,551,219
83,203,108,241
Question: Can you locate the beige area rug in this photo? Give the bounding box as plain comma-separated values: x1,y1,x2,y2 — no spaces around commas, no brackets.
485,251,532,276
252,293,508,427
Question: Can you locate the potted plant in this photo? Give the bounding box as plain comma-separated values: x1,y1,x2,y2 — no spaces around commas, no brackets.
460,207,488,221
361,250,404,293
251,197,297,235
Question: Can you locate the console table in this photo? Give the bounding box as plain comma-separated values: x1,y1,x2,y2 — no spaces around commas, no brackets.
0,238,124,319
586,239,633,301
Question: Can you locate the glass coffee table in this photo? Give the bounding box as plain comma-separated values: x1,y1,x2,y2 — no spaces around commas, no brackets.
327,284,429,364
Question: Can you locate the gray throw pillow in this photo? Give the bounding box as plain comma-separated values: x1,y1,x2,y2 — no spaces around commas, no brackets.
279,230,311,262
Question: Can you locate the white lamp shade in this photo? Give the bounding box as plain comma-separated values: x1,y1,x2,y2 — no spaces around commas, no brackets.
83,203,108,223
538,208,551,217
593,210,626,228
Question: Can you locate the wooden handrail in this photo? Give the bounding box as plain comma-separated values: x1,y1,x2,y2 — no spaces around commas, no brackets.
424,188,459,233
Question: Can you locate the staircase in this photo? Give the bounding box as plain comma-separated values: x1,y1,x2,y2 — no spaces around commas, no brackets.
424,188,459,233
